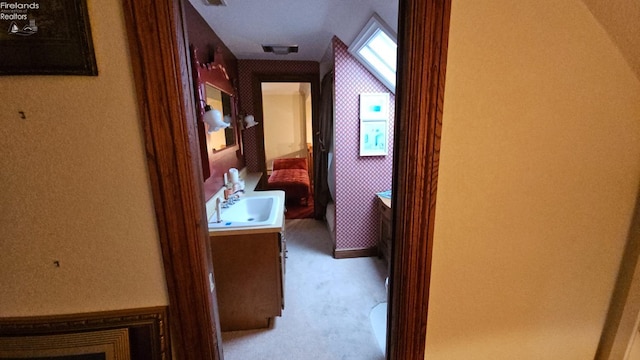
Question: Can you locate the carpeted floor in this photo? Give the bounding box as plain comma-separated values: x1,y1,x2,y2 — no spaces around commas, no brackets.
220,219,388,360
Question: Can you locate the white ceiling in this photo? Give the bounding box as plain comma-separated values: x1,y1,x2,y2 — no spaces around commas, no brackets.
187,0,399,61
188,0,639,80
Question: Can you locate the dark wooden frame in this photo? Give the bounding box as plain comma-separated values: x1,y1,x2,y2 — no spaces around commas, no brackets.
121,0,451,359
122,0,223,359
0,307,170,360
251,73,320,189
0,0,97,76
388,1,451,358
190,44,241,181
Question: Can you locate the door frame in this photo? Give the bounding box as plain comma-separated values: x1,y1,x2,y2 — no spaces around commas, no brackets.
122,0,452,359
251,73,320,191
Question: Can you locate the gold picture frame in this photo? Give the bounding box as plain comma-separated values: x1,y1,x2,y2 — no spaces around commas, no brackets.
0,328,130,359
0,307,169,360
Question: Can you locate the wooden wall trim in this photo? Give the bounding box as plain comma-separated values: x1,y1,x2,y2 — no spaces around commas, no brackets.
388,0,452,359
121,0,222,359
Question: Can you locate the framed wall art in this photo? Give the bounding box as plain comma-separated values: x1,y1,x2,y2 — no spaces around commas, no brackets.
0,328,130,359
0,0,97,75
360,120,388,156
359,92,389,120
360,92,389,156
0,307,170,360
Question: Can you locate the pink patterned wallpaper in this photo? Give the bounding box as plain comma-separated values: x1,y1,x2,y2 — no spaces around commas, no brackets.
237,60,319,172
333,37,395,251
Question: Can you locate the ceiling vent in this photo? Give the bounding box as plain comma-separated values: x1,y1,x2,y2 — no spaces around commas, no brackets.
262,45,299,55
204,0,227,6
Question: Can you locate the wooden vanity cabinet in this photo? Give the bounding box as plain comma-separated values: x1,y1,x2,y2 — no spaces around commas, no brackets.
210,228,286,331
377,195,392,271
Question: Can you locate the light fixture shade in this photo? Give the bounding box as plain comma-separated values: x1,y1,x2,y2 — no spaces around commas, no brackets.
244,114,258,128
203,106,229,133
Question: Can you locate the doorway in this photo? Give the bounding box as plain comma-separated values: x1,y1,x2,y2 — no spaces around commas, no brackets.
260,81,315,219
261,82,313,175
121,0,452,359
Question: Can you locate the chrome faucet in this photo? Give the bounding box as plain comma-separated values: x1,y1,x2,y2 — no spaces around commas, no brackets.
225,189,245,205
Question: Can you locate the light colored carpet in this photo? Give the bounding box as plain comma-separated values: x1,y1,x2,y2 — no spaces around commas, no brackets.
220,219,388,360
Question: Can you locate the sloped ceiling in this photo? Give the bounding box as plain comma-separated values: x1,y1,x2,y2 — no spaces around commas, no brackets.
187,0,398,61
189,0,639,80
581,0,640,80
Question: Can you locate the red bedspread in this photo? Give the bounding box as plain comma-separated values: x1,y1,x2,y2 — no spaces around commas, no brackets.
267,158,311,204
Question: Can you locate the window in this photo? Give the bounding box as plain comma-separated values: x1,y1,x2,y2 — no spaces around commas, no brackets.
348,14,397,93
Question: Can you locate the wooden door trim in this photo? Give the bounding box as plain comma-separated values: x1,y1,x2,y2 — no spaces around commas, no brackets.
122,0,452,358
388,0,452,359
251,73,320,186
121,0,222,359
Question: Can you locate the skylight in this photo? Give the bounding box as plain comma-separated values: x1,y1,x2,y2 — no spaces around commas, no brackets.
348,14,397,93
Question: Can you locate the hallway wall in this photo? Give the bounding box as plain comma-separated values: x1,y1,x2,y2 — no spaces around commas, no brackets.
0,0,167,316
426,0,640,358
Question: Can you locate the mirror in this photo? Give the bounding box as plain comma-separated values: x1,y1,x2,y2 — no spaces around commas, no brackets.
204,83,236,151
190,44,241,180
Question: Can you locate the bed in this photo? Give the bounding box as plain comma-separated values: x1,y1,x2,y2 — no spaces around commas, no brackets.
267,158,311,205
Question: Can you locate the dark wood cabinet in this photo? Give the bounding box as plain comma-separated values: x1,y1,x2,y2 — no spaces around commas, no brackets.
210,228,285,331
377,195,392,271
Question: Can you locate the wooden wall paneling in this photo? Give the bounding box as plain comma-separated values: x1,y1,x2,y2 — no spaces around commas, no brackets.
121,0,222,359
388,0,452,359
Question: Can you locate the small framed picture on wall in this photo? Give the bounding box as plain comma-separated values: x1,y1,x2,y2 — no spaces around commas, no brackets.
0,0,97,75
359,92,389,156
360,120,388,156
359,92,389,120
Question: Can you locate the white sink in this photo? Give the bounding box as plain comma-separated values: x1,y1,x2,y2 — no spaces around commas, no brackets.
208,195,280,229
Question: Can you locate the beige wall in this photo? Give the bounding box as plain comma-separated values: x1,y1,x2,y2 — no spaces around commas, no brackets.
262,92,308,169
0,1,168,316
427,0,640,358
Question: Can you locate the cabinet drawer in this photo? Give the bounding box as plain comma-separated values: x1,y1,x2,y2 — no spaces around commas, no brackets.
379,201,392,221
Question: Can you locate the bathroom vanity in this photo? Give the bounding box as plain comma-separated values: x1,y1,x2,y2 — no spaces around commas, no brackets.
377,194,392,269
210,227,286,331
208,181,286,331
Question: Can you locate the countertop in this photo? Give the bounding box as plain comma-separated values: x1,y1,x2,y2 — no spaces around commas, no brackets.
207,172,285,237
377,194,391,209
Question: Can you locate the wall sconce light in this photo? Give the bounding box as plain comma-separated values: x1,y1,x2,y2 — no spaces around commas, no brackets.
244,114,258,129
203,105,230,133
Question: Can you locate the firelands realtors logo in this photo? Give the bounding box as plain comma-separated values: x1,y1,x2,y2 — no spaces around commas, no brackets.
1,1,39,36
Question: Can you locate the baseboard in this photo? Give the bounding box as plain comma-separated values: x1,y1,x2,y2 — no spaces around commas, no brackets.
334,247,379,259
